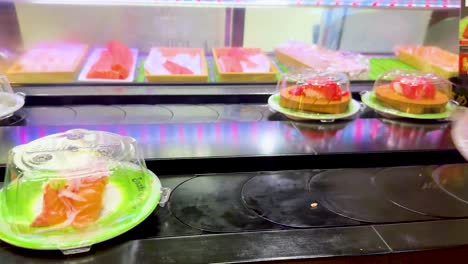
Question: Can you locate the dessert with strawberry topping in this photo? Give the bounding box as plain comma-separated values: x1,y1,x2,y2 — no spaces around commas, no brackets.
375,74,449,114
279,77,351,114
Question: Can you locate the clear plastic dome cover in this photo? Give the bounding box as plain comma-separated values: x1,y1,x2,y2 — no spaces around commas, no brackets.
0,74,24,119
277,71,351,114
0,129,162,253
373,70,453,114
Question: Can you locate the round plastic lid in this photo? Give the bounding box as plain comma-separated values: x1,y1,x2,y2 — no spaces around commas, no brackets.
276,72,351,112
271,71,360,121
0,75,24,120
13,129,136,176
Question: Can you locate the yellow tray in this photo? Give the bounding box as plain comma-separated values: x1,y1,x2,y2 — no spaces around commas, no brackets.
274,48,312,69
145,47,208,83
395,46,458,79
6,44,88,84
212,47,278,82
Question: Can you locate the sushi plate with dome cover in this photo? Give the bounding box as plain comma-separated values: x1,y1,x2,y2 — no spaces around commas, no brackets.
0,129,166,254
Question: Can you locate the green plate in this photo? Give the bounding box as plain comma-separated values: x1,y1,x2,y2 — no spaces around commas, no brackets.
0,165,161,251
361,91,458,120
268,93,361,121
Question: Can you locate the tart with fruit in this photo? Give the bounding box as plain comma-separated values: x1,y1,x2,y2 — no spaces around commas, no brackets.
375,76,449,114
279,78,351,114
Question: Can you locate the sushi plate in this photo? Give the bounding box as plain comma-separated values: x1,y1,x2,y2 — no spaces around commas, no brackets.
78,48,138,83
0,164,161,251
268,93,362,121
0,92,25,120
452,109,468,161
361,91,459,120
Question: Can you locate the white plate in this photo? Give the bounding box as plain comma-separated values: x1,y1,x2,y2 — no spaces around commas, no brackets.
0,92,25,119
78,48,138,83
452,109,468,161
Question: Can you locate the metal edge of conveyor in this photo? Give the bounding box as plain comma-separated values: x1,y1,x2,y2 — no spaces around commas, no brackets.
143,150,465,176
0,118,464,176
2,219,468,263
14,82,374,106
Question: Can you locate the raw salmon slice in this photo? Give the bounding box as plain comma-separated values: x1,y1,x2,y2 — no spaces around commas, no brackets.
219,55,243,73
31,183,68,227
87,41,133,80
218,48,260,73
227,48,257,68
163,60,193,74
87,51,120,79
107,41,132,79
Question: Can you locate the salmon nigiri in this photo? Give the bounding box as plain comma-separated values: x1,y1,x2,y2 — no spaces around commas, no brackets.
30,176,108,229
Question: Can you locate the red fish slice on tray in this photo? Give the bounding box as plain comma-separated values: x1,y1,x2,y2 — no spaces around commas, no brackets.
163,60,193,74
218,48,258,73
87,41,133,80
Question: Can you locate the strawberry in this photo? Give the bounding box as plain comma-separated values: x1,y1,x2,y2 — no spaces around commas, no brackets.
288,86,305,96
422,81,436,98
307,79,342,100
391,76,436,99
288,78,345,100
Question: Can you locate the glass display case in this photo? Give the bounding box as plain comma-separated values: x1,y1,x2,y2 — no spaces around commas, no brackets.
0,1,461,84
0,0,467,263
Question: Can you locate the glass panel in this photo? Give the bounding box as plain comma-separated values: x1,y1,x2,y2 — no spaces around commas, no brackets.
0,1,460,86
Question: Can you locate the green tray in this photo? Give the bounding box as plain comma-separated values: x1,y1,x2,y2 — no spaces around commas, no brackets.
368,58,415,80
0,165,161,251
361,91,458,120
268,93,361,121
136,59,146,83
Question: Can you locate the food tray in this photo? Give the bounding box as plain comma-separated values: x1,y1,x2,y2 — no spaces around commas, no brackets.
395,46,458,79
212,48,278,82
6,44,88,83
274,42,369,80
78,48,138,83
145,47,208,83
368,58,415,80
